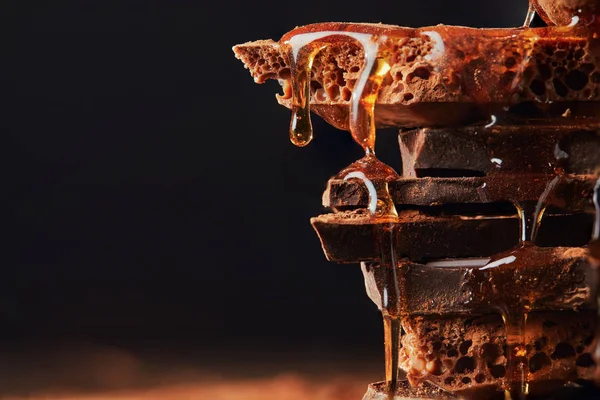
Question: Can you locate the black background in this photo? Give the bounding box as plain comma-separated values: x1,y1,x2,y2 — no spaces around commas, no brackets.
4,0,528,389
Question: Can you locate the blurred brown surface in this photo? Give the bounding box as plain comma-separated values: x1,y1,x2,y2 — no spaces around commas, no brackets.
3,375,371,400
0,341,380,400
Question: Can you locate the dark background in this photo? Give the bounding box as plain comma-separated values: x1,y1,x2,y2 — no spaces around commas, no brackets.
4,0,528,393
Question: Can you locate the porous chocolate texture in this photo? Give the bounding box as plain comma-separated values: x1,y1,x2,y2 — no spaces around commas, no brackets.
531,0,600,26
234,23,600,129
399,312,597,395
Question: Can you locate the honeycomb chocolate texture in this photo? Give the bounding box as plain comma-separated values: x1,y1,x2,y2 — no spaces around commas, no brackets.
532,0,600,26
234,23,600,129
399,312,596,394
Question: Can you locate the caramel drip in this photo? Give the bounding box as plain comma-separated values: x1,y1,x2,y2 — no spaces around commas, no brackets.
594,177,600,242
340,154,401,397
350,57,390,153
501,177,562,398
512,175,562,397
381,225,402,396
337,153,400,217
362,260,403,396
287,28,401,396
462,173,565,398
502,305,530,399
516,174,562,243
592,178,600,383
286,43,325,146
523,4,537,27
383,313,402,394
285,31,388,152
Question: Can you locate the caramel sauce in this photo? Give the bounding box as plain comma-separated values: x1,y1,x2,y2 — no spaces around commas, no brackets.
593,177,600,246
380,225,403,396
270,20,600,134
461,211,554,398
284,30,402,395
461,146,567,398
283,29,391,151
336,155,402,395
524,4,537,27
592,178,600,381
287,43,325,146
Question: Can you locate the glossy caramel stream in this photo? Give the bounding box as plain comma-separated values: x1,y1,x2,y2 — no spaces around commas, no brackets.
284,29,390,151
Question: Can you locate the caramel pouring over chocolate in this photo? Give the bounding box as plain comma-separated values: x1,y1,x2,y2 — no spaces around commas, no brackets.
234,5,600,399
283,29,391,151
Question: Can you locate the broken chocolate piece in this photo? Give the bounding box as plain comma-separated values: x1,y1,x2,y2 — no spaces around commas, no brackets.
234,23,600,130
325,175,597,212
399,123,600,177
531,0,600,26
311,213,593,262
399,312,597,395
